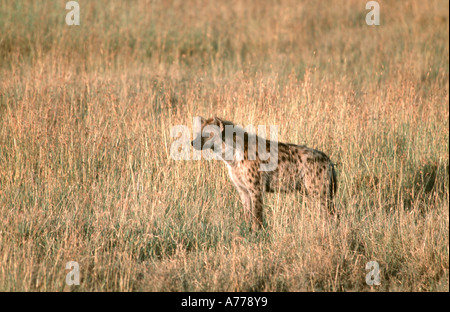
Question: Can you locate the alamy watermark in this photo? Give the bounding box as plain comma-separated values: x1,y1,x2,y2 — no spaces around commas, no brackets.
65,2,380,27
365,261,381,286
366,1,380,26
65,1,80,25
65,261,80,286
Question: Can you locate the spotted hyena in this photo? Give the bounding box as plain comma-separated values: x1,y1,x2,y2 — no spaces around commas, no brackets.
191,116,337,229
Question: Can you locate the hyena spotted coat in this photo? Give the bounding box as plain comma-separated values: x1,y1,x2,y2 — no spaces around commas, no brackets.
191,116,337,229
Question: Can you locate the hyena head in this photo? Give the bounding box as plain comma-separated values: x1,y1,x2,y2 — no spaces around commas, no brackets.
191,116,233,152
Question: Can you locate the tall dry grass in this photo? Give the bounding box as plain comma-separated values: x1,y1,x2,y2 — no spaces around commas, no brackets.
0,0,448,291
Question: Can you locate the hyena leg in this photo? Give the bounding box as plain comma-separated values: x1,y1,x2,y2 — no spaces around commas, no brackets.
247,186,264,230
304,172,327,210
305,165,338,216
235,185,252,222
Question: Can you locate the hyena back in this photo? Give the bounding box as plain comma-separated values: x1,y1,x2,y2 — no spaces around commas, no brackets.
192,116,337,229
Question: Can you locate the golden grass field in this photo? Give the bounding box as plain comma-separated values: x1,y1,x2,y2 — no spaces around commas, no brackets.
0,0,448,291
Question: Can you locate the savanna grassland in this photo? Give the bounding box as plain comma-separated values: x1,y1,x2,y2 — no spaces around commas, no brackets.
0,0,448,291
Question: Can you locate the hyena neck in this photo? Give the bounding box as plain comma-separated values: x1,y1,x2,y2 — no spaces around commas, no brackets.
216,126,261,166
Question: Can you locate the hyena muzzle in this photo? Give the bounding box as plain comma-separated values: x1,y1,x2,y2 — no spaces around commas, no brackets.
191,116,337,230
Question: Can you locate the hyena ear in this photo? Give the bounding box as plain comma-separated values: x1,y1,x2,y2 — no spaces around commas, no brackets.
213,117,233,132
194,116,207,125
213,117,224,131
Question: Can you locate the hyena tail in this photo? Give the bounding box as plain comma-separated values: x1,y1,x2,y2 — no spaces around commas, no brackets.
331,163,337,199
328,163,338,215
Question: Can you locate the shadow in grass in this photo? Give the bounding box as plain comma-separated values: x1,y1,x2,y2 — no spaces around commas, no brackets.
355,160,448,215
403,160,449,212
